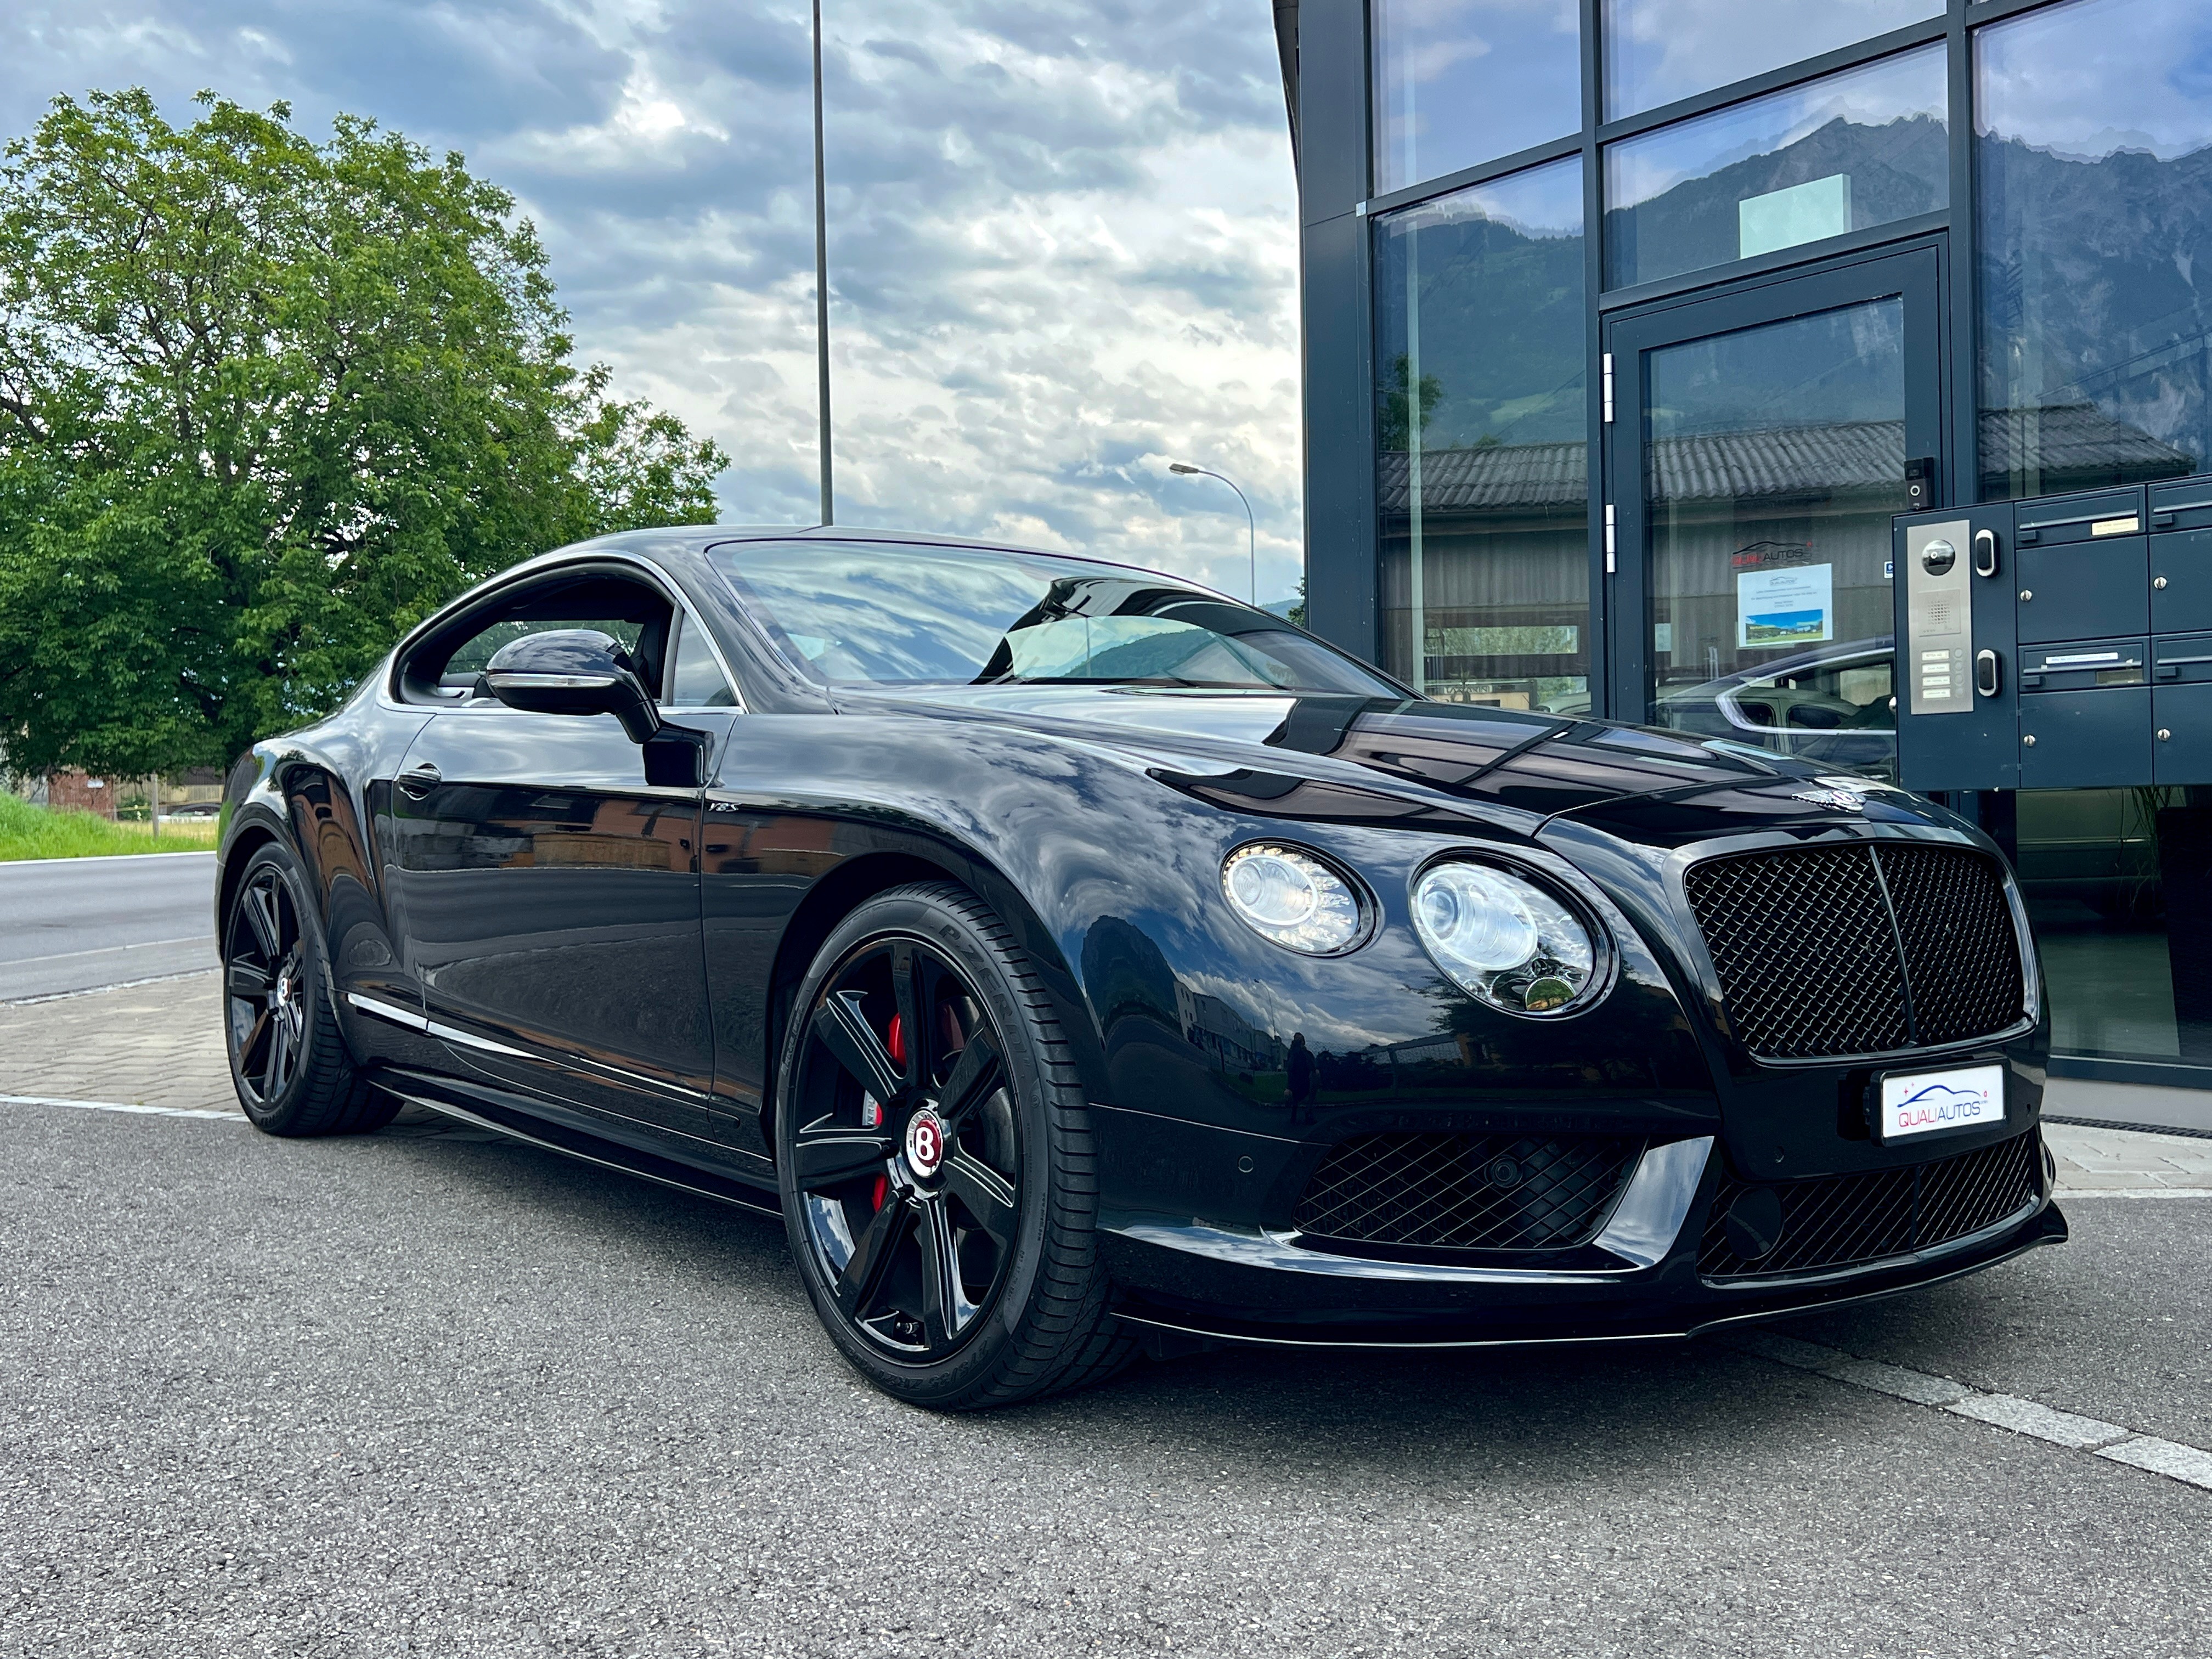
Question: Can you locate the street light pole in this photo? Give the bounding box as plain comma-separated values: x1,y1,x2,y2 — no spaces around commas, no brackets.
1168,462,1256,605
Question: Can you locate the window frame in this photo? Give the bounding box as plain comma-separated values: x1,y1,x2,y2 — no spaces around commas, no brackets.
1334,0,2113,706
387,556,748,716
663,608,744,713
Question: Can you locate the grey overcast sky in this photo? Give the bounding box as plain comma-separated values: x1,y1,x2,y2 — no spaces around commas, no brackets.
1,2,1304,602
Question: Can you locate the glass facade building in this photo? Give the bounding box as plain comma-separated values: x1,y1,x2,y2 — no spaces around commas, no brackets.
1290,0,2212,1090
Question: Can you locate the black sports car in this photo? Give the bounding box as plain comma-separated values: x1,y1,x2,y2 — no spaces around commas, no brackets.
216,527,2062,1408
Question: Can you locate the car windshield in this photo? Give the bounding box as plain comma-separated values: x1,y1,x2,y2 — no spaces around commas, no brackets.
710,540,1402,695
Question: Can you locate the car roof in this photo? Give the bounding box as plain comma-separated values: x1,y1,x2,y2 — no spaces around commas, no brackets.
571,524,1252,605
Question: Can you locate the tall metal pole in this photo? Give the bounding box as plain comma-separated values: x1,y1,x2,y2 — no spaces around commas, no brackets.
811,0,834,526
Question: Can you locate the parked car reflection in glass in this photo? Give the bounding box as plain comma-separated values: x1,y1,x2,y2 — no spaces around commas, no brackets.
1655,634,1897,779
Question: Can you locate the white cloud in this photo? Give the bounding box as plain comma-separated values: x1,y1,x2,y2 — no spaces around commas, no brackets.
0,0,1305,602
814,1,1302,600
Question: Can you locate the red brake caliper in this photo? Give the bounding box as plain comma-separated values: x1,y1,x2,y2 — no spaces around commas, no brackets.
872,1013,907,1212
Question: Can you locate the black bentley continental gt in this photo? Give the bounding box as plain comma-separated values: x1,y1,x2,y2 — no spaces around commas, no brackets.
216,527,2062,1408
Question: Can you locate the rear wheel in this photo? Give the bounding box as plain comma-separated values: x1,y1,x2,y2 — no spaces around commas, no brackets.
775,883,1131,1409
222,844,397,1136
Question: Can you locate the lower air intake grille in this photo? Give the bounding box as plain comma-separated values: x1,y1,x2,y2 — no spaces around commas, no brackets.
1683,843,2026,1060
1699,1128,2043,1280
1294,1133,1640,1253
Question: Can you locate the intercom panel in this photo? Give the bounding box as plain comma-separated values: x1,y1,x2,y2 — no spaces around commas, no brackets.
1894,506,2017,791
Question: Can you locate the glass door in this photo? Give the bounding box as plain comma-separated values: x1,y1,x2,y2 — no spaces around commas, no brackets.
1605,247,1945,778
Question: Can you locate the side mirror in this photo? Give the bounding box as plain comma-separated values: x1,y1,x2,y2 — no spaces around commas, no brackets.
478,628,712,787
480,629,661,744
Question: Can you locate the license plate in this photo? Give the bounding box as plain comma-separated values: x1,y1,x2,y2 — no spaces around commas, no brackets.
1877,1063,2006,1143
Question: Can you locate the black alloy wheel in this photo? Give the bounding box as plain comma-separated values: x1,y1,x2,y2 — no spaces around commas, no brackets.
225,863,309,1109
220,844,397,1136
776,883,1131,1408
789,933,1021,1357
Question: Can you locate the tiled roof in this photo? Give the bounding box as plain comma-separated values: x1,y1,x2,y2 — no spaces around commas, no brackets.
1654,420,1903,500
1380,441,1588,514
1978,402,2198,479
1379,407,2196,514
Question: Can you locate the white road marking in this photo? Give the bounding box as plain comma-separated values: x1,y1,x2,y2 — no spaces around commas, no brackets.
1728,1330,2212,1493
0,1092,242,1121
0,934,213,967
0,849,218,867
2101,1437,2212,1486
1950,1392,2131,1449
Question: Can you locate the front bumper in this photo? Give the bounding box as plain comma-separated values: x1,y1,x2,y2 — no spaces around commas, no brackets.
1099,1122,2066,1350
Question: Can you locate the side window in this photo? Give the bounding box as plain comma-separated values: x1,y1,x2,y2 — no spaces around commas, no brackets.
665,614,739,708
403,571,674,704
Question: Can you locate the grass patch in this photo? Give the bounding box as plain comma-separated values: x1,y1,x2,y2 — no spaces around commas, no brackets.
0,793,221,861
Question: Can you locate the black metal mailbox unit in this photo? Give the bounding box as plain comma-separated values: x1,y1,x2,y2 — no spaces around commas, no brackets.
1895,477,2212,794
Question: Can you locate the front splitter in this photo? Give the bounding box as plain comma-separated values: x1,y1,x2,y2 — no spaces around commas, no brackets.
1107,1201,2067,1351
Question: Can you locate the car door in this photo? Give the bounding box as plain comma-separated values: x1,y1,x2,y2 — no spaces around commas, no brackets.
381,567,732,1142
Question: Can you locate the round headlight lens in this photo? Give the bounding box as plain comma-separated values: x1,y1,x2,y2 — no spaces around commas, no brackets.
1221,844,1364,955
1412,862,1597,1014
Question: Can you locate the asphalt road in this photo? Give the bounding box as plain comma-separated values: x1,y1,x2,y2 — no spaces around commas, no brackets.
0,853,217,1001
4,1101,2209,1658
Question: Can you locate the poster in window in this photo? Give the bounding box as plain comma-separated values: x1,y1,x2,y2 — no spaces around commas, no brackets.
1737,563,1833,648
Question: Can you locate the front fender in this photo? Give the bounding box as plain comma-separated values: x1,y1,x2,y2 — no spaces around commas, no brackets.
218,684,430,1019
698,710,1716,1161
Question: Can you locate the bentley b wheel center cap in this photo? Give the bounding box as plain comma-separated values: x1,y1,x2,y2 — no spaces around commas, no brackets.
904,1107,946,1179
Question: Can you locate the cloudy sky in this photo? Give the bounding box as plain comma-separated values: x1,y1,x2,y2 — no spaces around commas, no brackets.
1,2,1304,602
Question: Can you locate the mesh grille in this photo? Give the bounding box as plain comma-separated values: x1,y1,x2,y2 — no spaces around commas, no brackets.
1699,1128,2043,1279
1294,1133,1641,1252
1875,845,2027,1048
1683,843,2025,1060
1684,848,1906,1058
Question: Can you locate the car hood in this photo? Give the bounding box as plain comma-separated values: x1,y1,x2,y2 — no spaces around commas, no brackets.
837,684,1957,845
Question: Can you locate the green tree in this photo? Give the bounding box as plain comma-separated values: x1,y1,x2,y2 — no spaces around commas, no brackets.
1376,352,1443,454
0,89,728,776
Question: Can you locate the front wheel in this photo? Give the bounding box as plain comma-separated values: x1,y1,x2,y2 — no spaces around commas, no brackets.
774,883,1132,1409
221,844,397,1136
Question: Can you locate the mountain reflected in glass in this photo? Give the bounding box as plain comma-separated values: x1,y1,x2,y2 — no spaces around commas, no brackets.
1604,44,1946,290
1977,0,2212,498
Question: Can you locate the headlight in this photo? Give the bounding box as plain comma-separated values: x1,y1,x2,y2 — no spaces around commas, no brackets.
1221,843,1365,955
1412,861,1598,1014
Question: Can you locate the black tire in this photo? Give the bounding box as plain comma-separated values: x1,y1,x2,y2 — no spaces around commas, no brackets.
774,882,1133,1410
221,843,398,1137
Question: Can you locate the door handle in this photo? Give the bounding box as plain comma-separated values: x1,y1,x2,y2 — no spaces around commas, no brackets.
1976,650,2001,698
397,763,442,799
1973,528,1999,578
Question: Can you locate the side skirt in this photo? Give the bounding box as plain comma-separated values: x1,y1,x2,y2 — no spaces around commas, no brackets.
378,1078,783,1220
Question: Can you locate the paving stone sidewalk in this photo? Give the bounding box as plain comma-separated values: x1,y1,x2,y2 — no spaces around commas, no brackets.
2042,1120,2212,1190
0,972,236,1114
4,974,2209,1191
